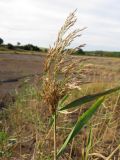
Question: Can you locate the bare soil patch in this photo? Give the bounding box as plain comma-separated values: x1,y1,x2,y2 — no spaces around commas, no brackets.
0,54,120,107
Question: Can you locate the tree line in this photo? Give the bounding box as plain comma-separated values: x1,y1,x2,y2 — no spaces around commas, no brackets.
0,37,85,54
0,37,47,52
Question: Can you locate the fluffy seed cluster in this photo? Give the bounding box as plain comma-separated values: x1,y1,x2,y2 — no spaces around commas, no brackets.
42,77,66,114
42,10,85,114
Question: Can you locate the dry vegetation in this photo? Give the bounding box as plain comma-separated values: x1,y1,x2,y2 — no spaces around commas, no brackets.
0,11,120,160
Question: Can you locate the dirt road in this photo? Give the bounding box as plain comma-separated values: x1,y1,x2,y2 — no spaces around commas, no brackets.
0,53,120,107
0,53,45,100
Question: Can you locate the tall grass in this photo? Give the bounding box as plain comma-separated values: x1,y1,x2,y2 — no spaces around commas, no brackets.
41,11,120,159
0,11,120,160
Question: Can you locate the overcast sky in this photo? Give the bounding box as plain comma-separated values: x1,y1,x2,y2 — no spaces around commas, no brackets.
0,0,120,51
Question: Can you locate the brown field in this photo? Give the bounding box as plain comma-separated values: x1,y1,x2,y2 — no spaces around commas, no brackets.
0,53,120,97
0,53,45,104
0,53,120,160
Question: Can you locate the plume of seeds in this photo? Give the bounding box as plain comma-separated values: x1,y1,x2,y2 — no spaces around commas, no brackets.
42,10,86,114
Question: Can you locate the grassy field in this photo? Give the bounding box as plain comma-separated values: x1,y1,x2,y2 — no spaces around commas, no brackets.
85,51,120,58
0,69,119,159
0,52,120,160
0,45,120,58
0,47,42,56
0,12,120,160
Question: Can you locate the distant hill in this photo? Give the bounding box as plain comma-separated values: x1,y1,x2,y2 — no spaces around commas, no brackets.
85,51,120,57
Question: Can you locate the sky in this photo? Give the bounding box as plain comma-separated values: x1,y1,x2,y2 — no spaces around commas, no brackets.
0,0,120,51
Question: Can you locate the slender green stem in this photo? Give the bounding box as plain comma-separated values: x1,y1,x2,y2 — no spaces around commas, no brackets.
54,111,57,160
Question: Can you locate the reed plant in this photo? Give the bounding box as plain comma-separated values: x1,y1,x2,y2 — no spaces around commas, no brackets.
0,10,119,160
41,11,120,159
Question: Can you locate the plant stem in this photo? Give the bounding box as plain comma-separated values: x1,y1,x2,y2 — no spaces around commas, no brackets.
54,110,57,160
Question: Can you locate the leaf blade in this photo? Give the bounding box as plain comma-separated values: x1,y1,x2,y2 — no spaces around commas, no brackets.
57,97,104,157
59,86,120,111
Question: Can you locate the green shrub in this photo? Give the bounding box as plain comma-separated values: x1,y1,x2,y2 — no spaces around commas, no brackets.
0,38,4,45
7,43,15,50
21,44,41,51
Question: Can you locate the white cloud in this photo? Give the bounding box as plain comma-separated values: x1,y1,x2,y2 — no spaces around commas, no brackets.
0,0,120,50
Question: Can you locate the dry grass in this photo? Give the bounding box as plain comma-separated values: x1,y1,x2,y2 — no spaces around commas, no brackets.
0,83,119,160
0,11,120,160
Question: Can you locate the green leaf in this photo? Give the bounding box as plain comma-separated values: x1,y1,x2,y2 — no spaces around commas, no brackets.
0,132,8,143
58,94,69,109
57,97,104,158
85,127,93,159
49,115,54,127
59,86,120,111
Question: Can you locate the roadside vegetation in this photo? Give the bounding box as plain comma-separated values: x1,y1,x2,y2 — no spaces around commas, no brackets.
0,11,120,160
0,38,120,58
84,51,120,58
0,43,48,55
0,43,120,57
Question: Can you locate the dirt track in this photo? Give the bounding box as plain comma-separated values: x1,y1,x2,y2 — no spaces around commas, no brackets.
0,53,120,107
0,53,45,98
